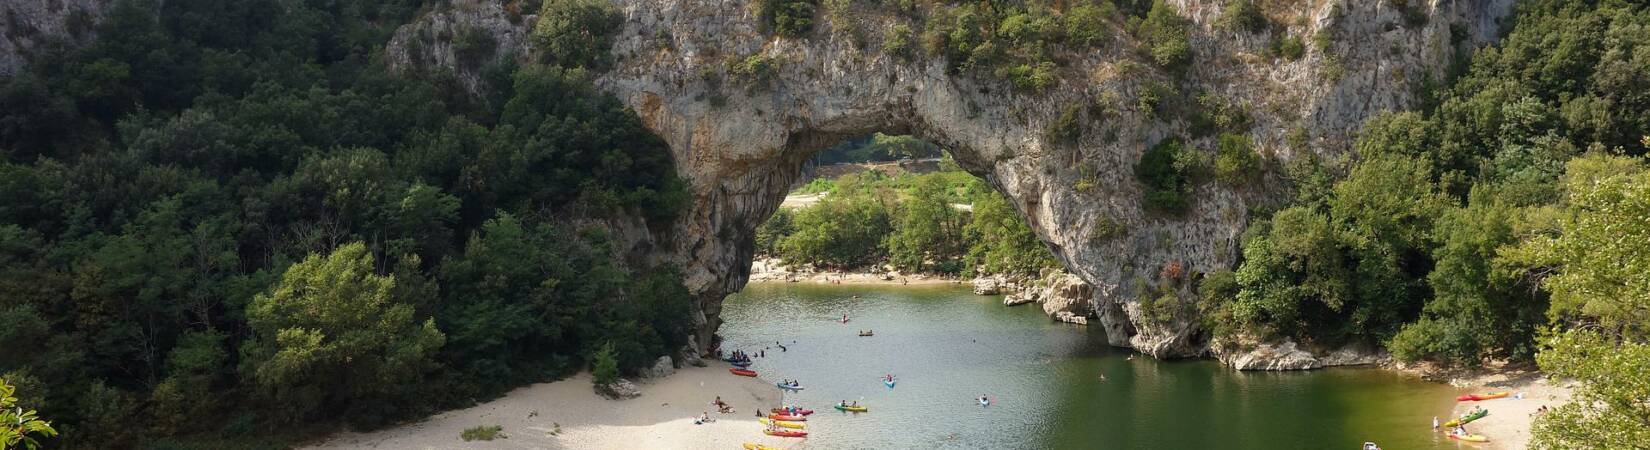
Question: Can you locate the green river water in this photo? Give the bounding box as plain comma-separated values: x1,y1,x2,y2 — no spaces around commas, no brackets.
719,283,1472,450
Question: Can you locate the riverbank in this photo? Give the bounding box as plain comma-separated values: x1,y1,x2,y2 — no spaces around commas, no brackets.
1427,366,1574,450
748,256,963,286
302,366,787,450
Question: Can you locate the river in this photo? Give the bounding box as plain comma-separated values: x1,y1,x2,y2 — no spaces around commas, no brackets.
719,283,1469,450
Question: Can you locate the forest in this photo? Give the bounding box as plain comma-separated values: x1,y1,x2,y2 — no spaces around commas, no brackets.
2,0,1648,449
0,0,694,448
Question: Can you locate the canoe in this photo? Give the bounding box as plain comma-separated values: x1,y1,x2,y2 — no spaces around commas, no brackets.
729,368,758,377
1444,409,1490,427
1448,433,1489,443
776,382,804,391
770,407,814,416
743,444,779,450
763,429,808,438
759,417,807,429
884,379,896,388
858,332,874,337
768,413,807,421
1457,392,1510,401
834,404,868,412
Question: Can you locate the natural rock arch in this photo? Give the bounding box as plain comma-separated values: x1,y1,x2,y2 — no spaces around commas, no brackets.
388,0,1515,360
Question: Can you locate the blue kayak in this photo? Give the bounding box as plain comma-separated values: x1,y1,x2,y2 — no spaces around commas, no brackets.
731,360,752,367
884,379,896,388
776,382,804,391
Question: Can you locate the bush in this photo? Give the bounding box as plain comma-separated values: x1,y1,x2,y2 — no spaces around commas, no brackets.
757,0,819,37
1275,35,1305,60
1215,0,1266,33
1138,1,1191,71
1065,4,1116,47
533,0,624,69
1136,138,1194,213
882,24,914,58
1045,103,1083,146
727,53,783,89
461,425,504,441
591,342,620,386
1213,133,1261,185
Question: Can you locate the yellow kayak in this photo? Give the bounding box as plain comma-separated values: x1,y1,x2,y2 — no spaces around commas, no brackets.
743,443,780,450
834,404,868,412
759,417,806,429
1449,433,1490,443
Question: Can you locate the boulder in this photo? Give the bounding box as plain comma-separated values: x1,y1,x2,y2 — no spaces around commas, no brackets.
972,276,1002,295
1040,273,1093,320
595,378,642,399
639,356,676,379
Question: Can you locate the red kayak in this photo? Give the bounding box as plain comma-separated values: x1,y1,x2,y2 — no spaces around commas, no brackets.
764,429,808,438
768,413,807,421
770,408,815,416
729,368,758,377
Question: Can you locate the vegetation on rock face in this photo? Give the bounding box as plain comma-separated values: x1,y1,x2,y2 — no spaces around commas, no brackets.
533,0,625,69
1137,0,1192,72
0,0,692,446
758,0,821,37
1135,138,1198,213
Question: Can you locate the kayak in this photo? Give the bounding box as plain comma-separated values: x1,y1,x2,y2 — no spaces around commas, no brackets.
763,429,808,438
731,360,752,367
858,332,874,337
834,404,868,412
884,379,896,388
1448,433,1489,443
770,407,814,416
1455,392,1510,401
729,368,758,377
979,398,991,407
759,417,806,429
776,382,804,391
768,413,807,421
743,444,779,450
1444,409,1490,427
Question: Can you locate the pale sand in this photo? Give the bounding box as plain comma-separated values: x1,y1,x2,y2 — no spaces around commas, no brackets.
303,366,795,450
747,257,962,286
1435,369,1574,450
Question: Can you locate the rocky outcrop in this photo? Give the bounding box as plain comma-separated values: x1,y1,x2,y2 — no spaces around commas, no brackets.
1218,340,1389,370
983,271,1094,323
0,0,110,76
973,276,1005,296
389,0,1515,364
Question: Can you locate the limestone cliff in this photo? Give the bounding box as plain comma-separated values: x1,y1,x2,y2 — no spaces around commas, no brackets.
0,0,109,76
383,0,1514,365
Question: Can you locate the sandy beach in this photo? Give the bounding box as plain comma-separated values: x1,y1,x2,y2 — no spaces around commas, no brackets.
747,257,962,286
1431,367,1574,450
303,366,792,450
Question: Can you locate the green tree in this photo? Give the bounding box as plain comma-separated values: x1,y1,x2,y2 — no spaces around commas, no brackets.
591,342,620,386
1530,329,1650,450
533,0,624,69
1138,1,1191,71
1510,154,1650,338
964,189,1057,276
0,378,57,450
885,175,965,273
1215,0,1266,33
241,242,445,426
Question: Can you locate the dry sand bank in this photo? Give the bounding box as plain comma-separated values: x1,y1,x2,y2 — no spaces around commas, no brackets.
304,366,794,450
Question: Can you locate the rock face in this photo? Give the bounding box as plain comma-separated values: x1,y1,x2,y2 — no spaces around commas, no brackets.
1219,340,1390,371
391,0,1518,364
639,356,676,379
0,0,111,76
